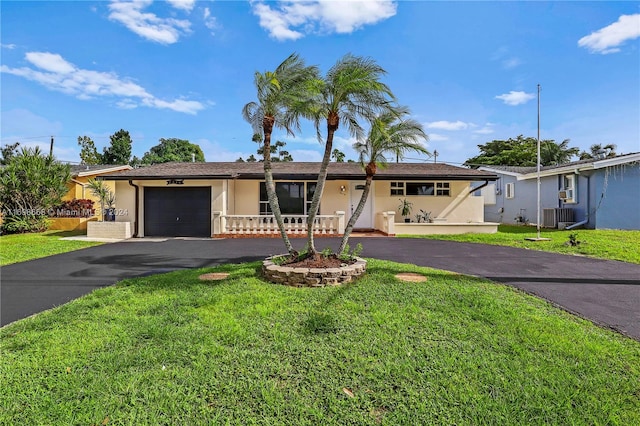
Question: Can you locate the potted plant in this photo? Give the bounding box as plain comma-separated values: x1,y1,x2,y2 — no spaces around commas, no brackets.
420,209,433,223
104,191,116,222
87,178,116,222
398,198,413,223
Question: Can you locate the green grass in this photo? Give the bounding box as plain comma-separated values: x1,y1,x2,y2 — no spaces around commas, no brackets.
0,230,103,266
2,260,638,425
399,225,640,264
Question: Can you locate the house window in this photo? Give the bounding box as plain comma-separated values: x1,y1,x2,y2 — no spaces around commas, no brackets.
259,182,316,214
390,182,404,196
436,182,450,196
505,182,515,199
561,174,576,203
406,182,434,195
403,182,451,196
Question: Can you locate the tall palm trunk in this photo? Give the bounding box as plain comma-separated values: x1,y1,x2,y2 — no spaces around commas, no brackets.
306,111,339,255
338,164,375,254
263,116,294,254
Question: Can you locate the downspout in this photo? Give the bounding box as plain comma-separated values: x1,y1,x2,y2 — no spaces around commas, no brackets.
128,180,139,237
468,179,490,195
566,174,590,230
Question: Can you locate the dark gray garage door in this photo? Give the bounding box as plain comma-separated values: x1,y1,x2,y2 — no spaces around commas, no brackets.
144,187,211,237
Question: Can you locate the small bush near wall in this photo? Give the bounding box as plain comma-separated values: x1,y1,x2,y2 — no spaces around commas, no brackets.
49,199,95,218
1,215,50,234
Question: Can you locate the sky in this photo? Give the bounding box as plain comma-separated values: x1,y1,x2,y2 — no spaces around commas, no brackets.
1,1,639,166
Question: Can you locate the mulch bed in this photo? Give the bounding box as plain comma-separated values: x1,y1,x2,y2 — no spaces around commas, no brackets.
281,253,356,269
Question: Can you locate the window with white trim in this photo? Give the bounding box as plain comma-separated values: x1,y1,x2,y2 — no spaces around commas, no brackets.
390,181,450,197
560,174,576,203
505,182,515,199
436,182,450,196
390,181,404,196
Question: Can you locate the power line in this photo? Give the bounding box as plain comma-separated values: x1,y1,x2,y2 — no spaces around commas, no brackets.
0,135,52,142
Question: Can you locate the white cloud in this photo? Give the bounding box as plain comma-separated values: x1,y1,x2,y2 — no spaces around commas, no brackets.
251,0,397,41
428,133,449,142
290,149,323,161
425,120,469,131
25,52,75,74
495,91,535,106
332,135,358,151
1,43,17,49
502,57,522,69
578,14,640,54
252,3,304,41
167,0,195,12
491,47,522,69
473,126,494,135
1,51,205,114
203,7,219,32
108,0,191,44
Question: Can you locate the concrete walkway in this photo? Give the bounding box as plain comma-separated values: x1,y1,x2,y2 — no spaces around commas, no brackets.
1,237,639,340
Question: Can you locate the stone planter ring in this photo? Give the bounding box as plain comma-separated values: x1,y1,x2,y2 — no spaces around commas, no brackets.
262,256,367,287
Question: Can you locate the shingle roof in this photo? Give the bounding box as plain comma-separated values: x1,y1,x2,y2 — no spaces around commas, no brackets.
70,164,132,177
480,152,640,176
102,162,497,181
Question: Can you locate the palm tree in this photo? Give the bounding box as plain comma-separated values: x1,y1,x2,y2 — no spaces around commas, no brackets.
338,107,429,254
541,139,579,166
305,54,395,256
579,143,617,160
242,53,320,255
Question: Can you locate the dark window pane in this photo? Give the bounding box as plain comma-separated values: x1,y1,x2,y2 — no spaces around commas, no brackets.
406,182,434,196
259,182,308,214
259,182,267,202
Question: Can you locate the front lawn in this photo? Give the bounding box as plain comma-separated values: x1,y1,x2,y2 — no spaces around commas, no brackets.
2,260,638,425
0,230,103,266
400,225,640,264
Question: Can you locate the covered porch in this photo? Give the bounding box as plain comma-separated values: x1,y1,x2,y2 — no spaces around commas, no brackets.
211,210,498,238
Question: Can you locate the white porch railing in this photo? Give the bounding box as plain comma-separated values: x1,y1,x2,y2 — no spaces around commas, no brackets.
213,212,345,236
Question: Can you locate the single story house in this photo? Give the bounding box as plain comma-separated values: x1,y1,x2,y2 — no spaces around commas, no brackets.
478,152,640,230
100,162,499,238
50,164,132,231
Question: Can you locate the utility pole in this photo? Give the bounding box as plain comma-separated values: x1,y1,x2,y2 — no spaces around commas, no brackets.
433,149,438,163
536,84,541,239
525,84,550,242
49,136,54,157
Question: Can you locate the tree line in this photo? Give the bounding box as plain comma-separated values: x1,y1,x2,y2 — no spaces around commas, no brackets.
463,136,618,168
77,131,205,166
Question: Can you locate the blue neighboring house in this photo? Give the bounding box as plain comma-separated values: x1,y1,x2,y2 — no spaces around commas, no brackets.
477,153,640,230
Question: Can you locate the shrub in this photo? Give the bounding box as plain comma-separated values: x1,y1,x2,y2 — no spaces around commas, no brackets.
1,215,50,234
50,199,95,218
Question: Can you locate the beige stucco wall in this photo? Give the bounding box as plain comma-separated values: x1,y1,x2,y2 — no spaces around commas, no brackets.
114,181,136,224
373,180,482,223
321,180,350,214
110,177,487,237
233,180,259,215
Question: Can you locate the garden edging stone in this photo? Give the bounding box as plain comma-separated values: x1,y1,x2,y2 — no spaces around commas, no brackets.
262,256,367,287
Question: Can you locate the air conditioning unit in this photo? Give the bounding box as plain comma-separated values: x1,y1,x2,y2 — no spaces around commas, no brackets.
543,208,575,228
558,189,573,200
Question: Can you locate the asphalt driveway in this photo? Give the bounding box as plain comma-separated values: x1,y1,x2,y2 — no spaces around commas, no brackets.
1,237,639,340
